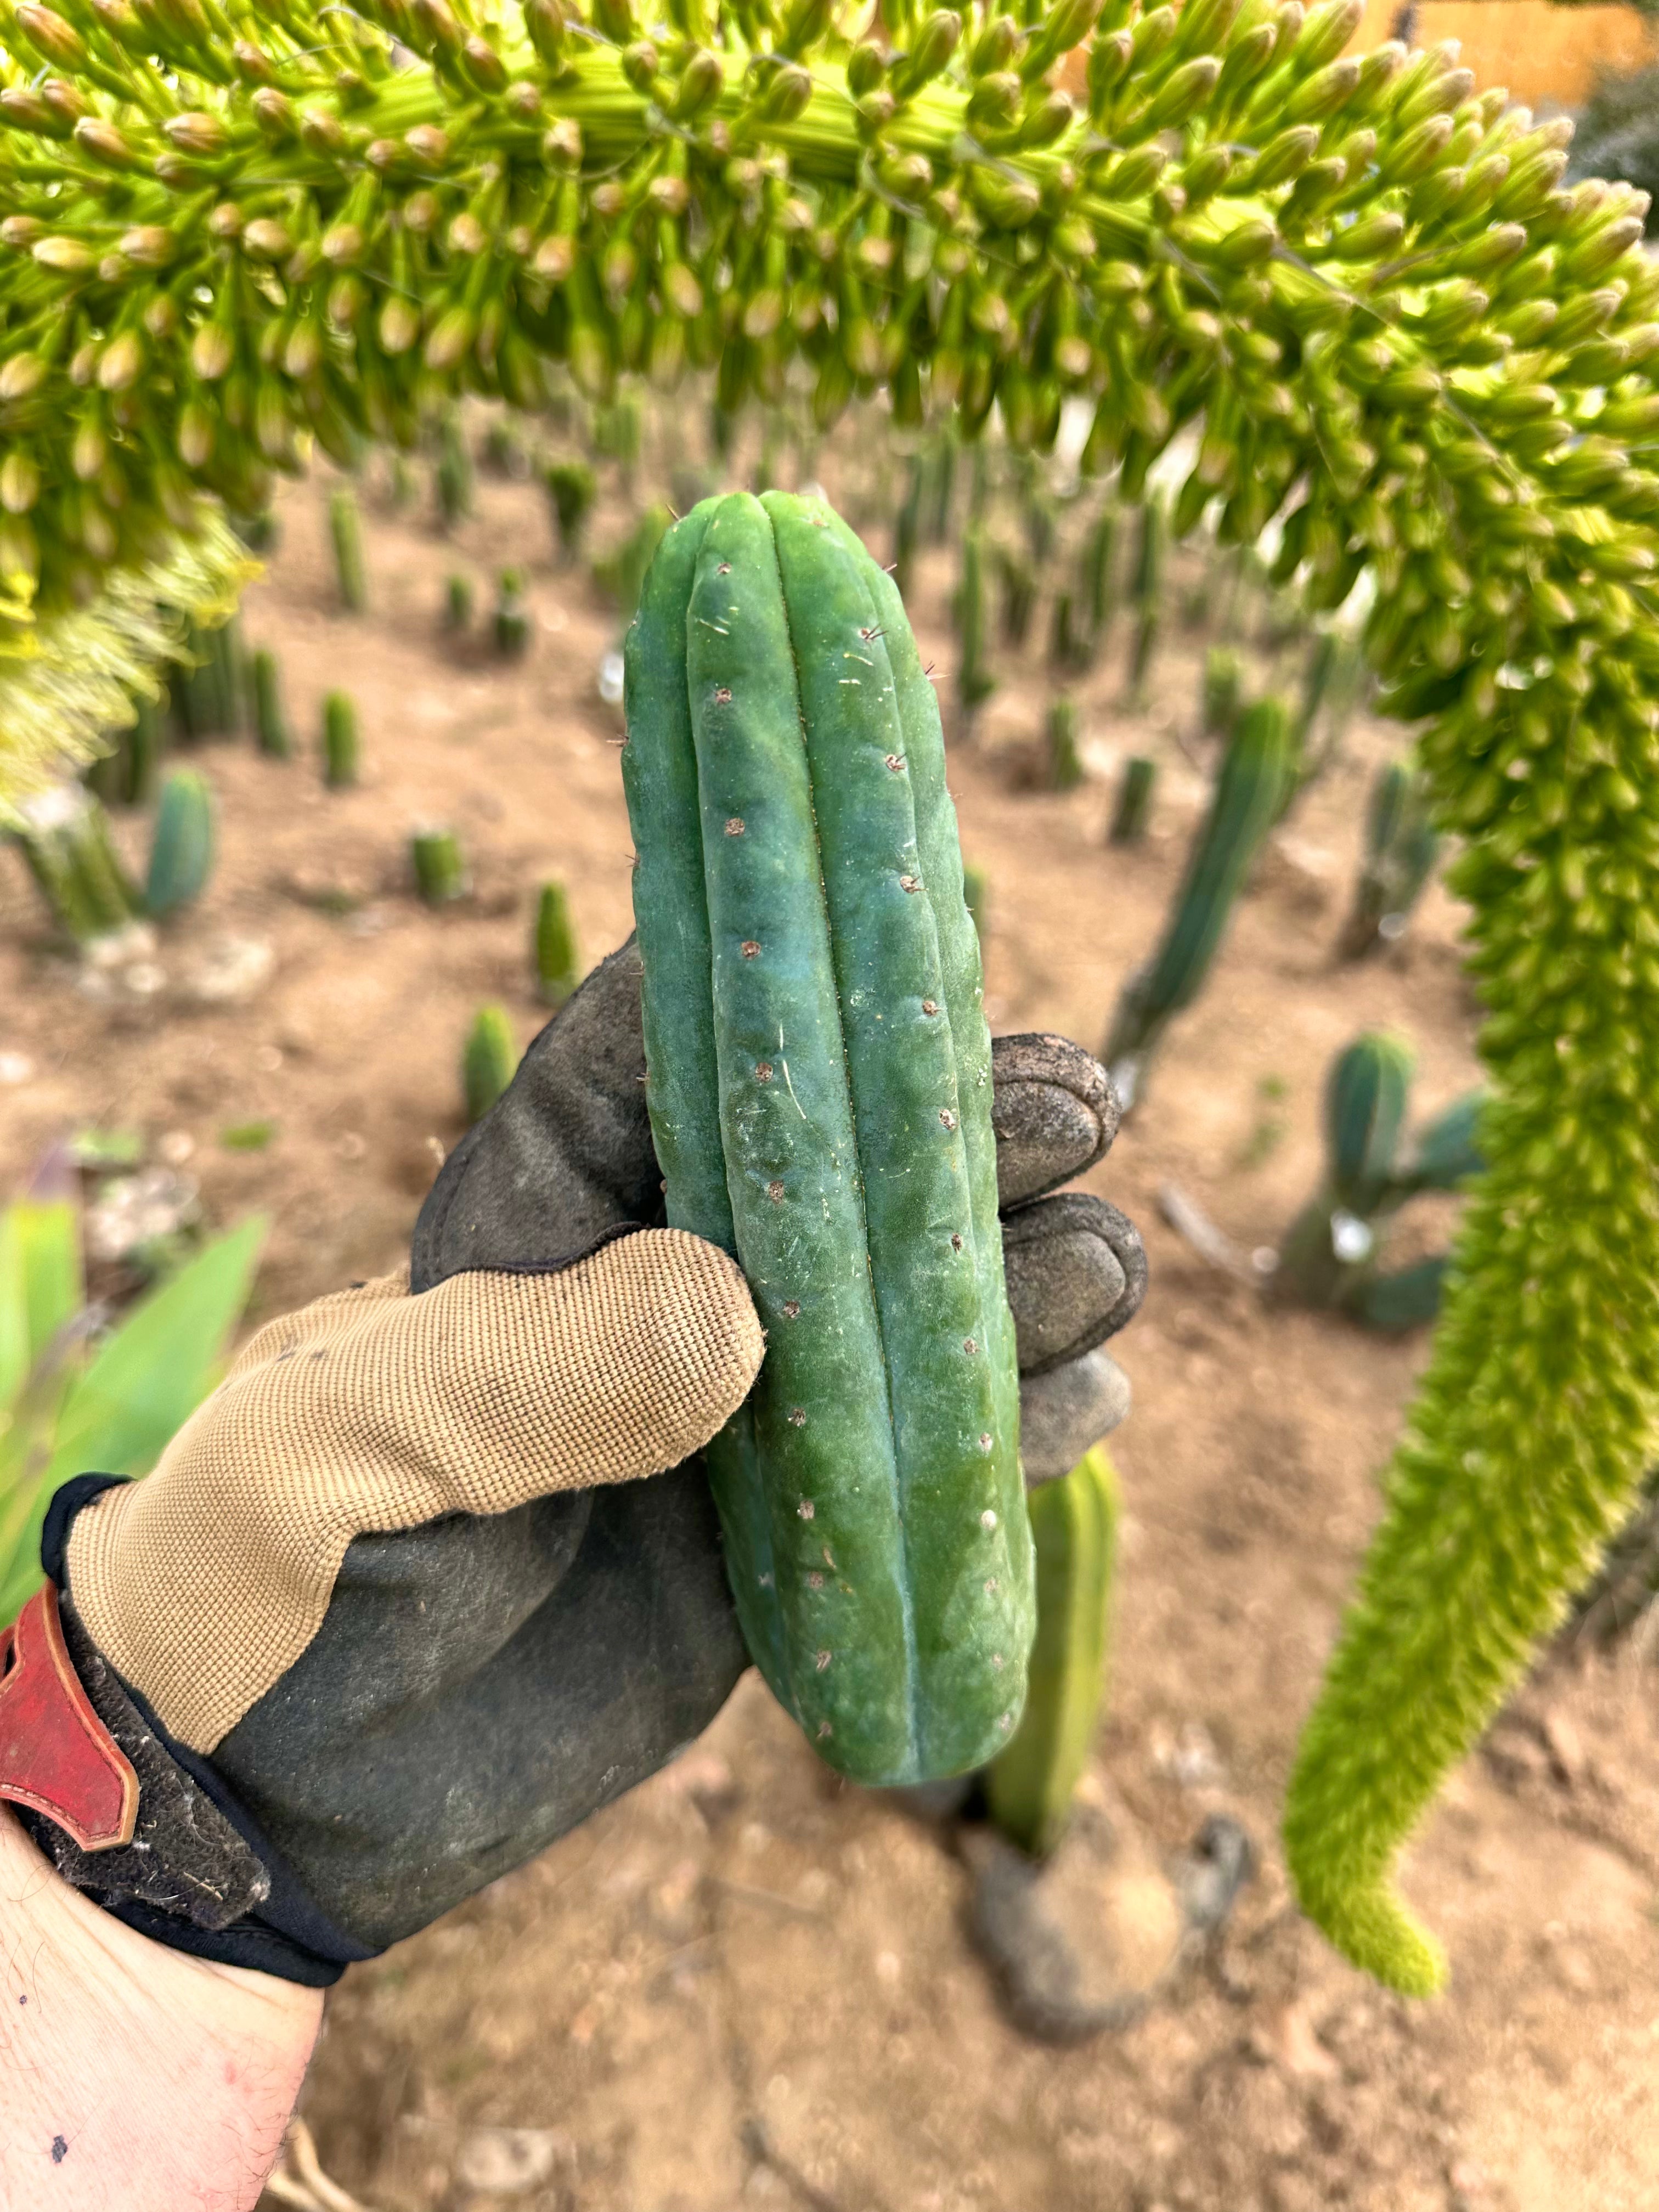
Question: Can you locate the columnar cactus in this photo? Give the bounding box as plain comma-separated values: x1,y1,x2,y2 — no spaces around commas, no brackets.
250,647,291,758
321,690,360,789
411,823,467,902
544,458,597,562
1047,694,1084,790
532,877,579,1006
9,781,137,940
1339,755,1441,958
985,1446,1120,1859
1104,698,1296,1107
144,765,214,918
462,1002,517,1125
957,525,996,723
1109,754,1158,844
0,0,1655,1996
328,486,369,613
623,492,1032,1786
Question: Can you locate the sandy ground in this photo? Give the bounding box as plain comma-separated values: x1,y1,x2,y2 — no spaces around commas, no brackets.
3,428,1656,2212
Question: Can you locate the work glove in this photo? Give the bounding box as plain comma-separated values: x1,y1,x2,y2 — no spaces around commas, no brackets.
0,941,1143,1985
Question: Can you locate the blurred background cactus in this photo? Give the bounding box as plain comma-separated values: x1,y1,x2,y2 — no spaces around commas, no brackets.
1339,758,1442,961
462,1005,519,1127
1274,1034,1486,1330
533,880,580,1008
1104,699,1297,1110
985,1448,1120,1860
322,692,360,792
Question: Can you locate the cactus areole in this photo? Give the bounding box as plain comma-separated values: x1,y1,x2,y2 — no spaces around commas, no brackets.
623,493,1032,1786
3,0,1658,1995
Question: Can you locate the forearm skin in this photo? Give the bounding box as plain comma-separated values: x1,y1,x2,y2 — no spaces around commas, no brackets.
0,1809,322,2212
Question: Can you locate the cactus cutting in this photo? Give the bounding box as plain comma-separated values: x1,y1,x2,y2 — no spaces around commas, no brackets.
0,0,1650,2008
623,490,1032,1785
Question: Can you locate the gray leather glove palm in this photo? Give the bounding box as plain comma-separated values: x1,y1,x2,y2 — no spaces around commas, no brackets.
12,941,1142,1986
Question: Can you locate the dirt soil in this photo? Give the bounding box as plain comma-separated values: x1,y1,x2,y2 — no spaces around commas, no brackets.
4,434,1658,2212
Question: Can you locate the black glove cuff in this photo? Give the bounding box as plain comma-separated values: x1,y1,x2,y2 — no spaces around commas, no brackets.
22,1475,376,1989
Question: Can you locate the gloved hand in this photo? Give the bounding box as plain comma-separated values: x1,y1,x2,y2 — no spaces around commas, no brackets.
0,941,1143,1987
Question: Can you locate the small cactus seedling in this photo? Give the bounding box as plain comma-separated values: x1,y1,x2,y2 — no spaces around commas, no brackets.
144,768,215,920
442,573,475,634
328,486,368,614
1124,497,1165,709
985,1447,1120,1859
173,615,242,742
594,390,644,478
321,692,359,790
8,783,139,943
1104,698,1296,1111
1339,759,1441,961
250,650,290,760
481,417,527,478
956,528,995,727
1048,590,1088,673
996,544,1037,651
533,879,580,1007
1201,647,1244,739
435,411,473,528
923,433,956,546
386,454,417,512
462,1003,517,1126
544,459,597,563
493,569,532,659
1082,509,1118,650
411,826,467,905
1047,697,1084,793
1274,1035,1486,1331
1109,757,1157,846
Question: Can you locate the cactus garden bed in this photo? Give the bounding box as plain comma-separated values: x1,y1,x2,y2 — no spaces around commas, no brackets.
3,443,1657,2210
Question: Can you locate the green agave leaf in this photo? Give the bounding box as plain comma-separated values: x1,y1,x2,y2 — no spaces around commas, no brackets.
0,1195,83,1412
54,1215,266,1478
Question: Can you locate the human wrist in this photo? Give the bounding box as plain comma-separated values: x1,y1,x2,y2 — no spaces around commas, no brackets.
0,1807,323,2211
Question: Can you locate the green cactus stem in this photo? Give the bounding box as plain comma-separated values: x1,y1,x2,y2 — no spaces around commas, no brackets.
173,615,242,743
544,459,598,565
328,487,369,616
957,528,996,728
3,0,1659,1999
1082,510,1119,652
997,544,1038,651
436,413,473,530
462,1004,518,1127
1275,1037,1480,1335
1109,756,1158,845
1125,496,1166,709
494,569,532,659
985,1447,1121,1860
250,650,290,761
443,573,475,634
321,692,360,791
623,492,1031,1786
924,434,958,548
144,767,215,921
9,782,139,943
1105,698,1296,1110
1047,696,1085,792
1048,590,1088,673
533,879,580,1007
87,693,163,808
481,417,528,479
386,455,418,514
1202,646,1245,740
411,826,467,905
1339,758,1442,961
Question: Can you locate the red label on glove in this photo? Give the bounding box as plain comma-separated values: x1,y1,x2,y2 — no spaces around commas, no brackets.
0,1584,138,1853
